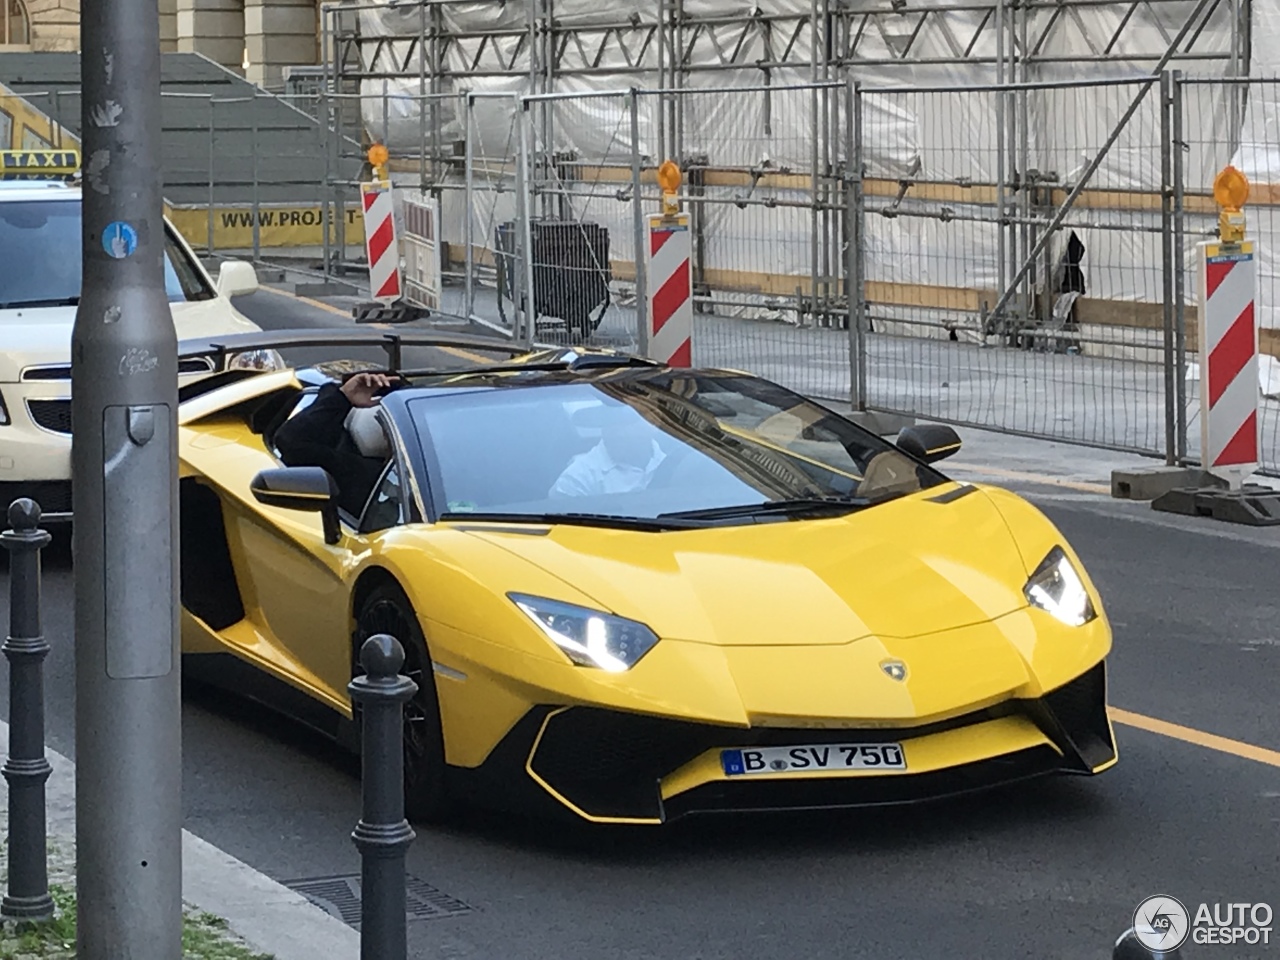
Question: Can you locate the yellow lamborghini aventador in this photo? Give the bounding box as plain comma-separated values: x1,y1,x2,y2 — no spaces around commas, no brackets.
176,331,1116,824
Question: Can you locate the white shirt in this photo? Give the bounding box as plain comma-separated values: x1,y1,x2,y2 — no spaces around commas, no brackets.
549,440,667,498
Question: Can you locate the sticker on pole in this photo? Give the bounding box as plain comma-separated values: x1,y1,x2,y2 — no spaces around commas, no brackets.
102,221,138,259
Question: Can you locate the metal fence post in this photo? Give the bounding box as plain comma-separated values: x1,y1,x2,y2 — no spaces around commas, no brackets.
348,635,416,960
321,82,333,283
848,80,867,412
464,93,475,319
1,499,53,922
517,98,537,348
1171,69,1190,464
207,98,217,256
251,94,261,262
382,79,391,152
1160,70,1177,466
630,89,649,357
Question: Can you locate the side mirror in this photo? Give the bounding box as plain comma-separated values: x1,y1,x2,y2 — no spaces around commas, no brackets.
216,259,259,299
250,466,340,544
896,424,962,464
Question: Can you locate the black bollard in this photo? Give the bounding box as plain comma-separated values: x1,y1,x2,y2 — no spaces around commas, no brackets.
1,499,54,921
349,634,417,960
1115,928,1182,959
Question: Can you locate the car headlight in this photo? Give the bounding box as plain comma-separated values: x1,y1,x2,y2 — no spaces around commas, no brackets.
0,388,8,425
1024,546,1096,627
228,349,285,372
508,593,659,672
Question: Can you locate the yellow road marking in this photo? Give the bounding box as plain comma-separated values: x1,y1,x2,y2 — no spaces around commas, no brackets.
1110,706,1280,769
948,462,1112,495
256,283,494,364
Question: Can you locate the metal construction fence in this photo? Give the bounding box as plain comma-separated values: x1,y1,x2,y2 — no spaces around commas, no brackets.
295,73,1280,475
852,76,1178,459
17,72,1280,472
850,72,1280,474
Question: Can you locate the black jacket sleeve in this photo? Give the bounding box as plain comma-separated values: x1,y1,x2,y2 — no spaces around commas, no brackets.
274,383,354,479
274,383,389,517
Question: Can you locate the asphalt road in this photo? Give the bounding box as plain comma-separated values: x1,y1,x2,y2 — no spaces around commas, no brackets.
3,290,1278,960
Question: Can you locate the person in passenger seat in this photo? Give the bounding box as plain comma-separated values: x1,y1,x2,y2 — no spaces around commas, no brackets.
274,371,397,516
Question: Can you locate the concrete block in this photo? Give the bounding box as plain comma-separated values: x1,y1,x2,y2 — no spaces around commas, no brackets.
845,409,916,437
176,0,243,13
30,32,78,52
1111,466,1227,501
244,2,315,37
177,8,245,39
246,33,317,64
1152,484,1280,526
160,0,178,48
177,36,245,70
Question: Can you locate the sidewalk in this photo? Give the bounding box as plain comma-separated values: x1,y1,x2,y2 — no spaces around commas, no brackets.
0,720,359,960
939,424,1280,497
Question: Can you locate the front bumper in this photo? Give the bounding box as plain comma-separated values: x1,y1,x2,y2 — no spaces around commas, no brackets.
0,382,72,519
457,660,1116,824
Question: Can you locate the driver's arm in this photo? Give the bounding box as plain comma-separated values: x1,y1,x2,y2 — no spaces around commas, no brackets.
274,383,353,476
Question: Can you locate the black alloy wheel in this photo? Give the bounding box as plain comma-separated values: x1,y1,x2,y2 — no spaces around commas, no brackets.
354,581,452,823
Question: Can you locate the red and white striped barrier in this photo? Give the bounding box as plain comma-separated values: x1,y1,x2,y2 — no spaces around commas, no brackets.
646,213,692,367
361,179,402,303
1198,239,1259,487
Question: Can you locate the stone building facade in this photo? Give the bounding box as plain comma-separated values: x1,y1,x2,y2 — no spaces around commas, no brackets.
3,0,322,91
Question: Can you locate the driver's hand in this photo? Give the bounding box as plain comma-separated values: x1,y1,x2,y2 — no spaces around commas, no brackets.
341,372,395,408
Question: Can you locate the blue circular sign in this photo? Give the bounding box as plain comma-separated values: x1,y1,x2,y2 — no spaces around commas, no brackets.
102,221,138,259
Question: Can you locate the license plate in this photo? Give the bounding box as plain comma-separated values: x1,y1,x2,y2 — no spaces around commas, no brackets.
721,743,907,776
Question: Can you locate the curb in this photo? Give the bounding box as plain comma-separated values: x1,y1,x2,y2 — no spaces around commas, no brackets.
0,720,360,960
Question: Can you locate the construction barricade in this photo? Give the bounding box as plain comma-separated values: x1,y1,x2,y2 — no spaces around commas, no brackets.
644,161,692,367
1153,166,1280,525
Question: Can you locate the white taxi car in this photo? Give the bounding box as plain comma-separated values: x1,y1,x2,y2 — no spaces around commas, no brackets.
0,149,279,520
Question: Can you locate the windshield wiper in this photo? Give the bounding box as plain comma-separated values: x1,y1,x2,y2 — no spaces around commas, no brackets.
438,510,705,532
659,496,875,522
0,297,79,309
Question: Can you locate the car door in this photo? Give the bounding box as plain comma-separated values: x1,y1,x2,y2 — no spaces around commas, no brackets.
231,402,423,708
180,388,356,712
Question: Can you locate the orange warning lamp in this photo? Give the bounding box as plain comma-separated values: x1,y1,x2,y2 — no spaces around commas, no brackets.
1213,164,1249,243
368,143,389,180
657,160,681,215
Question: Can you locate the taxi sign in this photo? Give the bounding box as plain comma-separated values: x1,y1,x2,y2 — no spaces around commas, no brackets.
0,149,81,181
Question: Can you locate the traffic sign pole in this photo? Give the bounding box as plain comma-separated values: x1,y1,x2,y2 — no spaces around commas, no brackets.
72,0,183,953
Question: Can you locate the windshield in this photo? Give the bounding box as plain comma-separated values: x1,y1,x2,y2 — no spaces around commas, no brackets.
409,372,946,524
0,198,215,309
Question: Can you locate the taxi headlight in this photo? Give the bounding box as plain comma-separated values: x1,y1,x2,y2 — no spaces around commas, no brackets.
1024,546,1096,627
228,349,285,372
508,593,659,672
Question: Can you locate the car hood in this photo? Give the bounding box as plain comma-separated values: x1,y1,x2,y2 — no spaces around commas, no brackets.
459,487,1033,644
0,299,260,381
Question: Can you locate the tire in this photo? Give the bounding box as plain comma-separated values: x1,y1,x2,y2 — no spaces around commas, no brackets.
354,581,452,823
